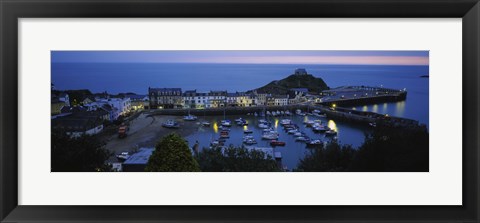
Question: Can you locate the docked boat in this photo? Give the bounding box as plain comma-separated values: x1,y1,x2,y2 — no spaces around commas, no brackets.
235,117,247,124
116,152,130,162
285,110,291,116
314,113,327,118
294,132,304,137
162,120,180,128
221,120,232,127
258,123,269,129
243,129,253,134
304,120,315,127
313,125,329,133
262,133,279,140
220,130,230,138
201,121,211,126
210,140,224,147
243,136,257,145
243,138,257,145
270,140,286,146
262,127,274,132
306,139,323,148
236,118,248,126
369,122,377,127
295,136,310,142
280,119,292,126
219,126,230,132
325,129,338,136
183,114,197,121
288,129,300,134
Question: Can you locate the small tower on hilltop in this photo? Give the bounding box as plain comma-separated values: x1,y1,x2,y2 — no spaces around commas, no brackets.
294,68,307,76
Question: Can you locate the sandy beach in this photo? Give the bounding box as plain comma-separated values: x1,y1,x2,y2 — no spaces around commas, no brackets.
105,113,199,162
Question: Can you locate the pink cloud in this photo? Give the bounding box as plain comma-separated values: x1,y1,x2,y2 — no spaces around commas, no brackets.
191,56,429,66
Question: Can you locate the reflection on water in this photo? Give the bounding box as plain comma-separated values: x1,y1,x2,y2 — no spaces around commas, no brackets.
372,104,378,113
395,101,406,117
185,115,369,170
328,119,338,132
362,105,368,112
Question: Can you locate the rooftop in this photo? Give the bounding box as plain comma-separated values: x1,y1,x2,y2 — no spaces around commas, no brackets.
123,148,155,165
149,87,182,92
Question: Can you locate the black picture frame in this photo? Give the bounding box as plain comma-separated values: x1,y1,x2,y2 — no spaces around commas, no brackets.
1,0,479,222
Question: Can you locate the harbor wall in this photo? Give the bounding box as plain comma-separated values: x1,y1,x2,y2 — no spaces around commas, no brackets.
319,92,407,107
146,105,309,116
315,105,421,128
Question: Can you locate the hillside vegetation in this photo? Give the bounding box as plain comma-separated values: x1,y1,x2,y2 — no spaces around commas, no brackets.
252,74,329,95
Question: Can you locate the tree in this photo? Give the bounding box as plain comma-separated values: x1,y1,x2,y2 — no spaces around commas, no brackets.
196,146,280,172
297,141,356,172
145,133,200,172
350,126,429,172
51,131,112,172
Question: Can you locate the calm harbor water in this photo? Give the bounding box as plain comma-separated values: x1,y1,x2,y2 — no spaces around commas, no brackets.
185,114,370,170
52,63,428,169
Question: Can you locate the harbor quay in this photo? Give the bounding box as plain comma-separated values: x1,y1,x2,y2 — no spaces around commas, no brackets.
314,105,422,129
318,86,407,107
146,104,310,117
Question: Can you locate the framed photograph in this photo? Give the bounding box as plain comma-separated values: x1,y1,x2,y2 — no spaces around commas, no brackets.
1,0,479,222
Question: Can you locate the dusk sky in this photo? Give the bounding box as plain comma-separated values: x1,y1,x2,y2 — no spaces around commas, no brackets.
51,50,429,65
51,51,429,66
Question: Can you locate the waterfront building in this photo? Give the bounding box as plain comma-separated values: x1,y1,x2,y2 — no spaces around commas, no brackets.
194,92,208,109
183,90,209,109
207,90,227,108
80,96,95,105
99,104,117,121
98,98,131,117
236,92,256,107
126,94,149,110
51,91,71,115
82,101,121,120
290,88,309,96
253,90,270,106
183,90,197,109
226,92,238,107
273,95,289,106
52,112,104,137
58,92,70,107
288,88,308,104
266,96,276,106
149,87,183,109
51,98,66,115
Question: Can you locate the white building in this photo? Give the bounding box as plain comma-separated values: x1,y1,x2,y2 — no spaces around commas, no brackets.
183,90,208,109
58,93,70,107
105,98,131,116
207,91,227,108
273,95,289,106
